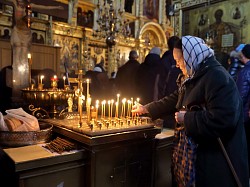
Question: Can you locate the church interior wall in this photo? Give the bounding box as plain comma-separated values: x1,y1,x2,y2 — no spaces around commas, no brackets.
182,0,249,54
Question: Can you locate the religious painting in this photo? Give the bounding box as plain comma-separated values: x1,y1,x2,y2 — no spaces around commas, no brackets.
77,7,94,28
53,34,80,76
31,30,45,44
198,13,207,26
231,5,243,20
0,26,11,40
143,0,159,21
183,1,243,54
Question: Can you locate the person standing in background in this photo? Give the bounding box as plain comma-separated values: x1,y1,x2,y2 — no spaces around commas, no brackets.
236,44,250,174
228,44,245,81
135,47,163,105
115,50,140,98
161,36,181,128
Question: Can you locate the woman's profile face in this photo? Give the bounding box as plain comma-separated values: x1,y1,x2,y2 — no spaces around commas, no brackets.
173,48,188,76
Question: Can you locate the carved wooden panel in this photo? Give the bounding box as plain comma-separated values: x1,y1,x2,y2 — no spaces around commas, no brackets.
0,40,11,68
0,40,60,75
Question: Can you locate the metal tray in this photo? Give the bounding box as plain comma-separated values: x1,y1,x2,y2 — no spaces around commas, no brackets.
0,123,53,147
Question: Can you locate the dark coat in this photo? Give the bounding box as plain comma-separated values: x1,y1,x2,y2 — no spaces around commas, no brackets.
161,50,181,97
146,56,249,187
236,60,250,123
115,59,140,98
228,57,244,81
135,54,164,105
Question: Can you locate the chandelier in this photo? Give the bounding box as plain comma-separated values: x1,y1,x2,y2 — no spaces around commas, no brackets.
92,0,131,47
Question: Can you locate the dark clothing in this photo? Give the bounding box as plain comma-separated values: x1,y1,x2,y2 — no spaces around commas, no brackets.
85,70,109,100
135,54,164,105
161,50,181,96
236,60,250,174
215,52,230,69
161,50,181,128
229,57,244,81
146,56,249,187
115,59,140,98
236,60,250,123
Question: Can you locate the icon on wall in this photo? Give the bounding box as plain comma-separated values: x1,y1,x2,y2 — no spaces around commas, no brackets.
198,14,207,26
231,6,242,20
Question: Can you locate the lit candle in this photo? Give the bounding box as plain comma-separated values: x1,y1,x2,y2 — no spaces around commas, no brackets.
101,101,104,118
116,94,120,118
53,75,57,80
115,102,118,118
86,79,90,98
38,75,40,84
103,100,106,118
127,100,131,117
88,97,92,106
40,75,44,85
108,100,111,119
27,53,31,59
111,99,114,118
96,100,99,119
63,76,66,86
121,98,126,118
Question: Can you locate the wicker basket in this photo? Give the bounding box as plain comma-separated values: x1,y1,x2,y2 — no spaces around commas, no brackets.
0,123,53,147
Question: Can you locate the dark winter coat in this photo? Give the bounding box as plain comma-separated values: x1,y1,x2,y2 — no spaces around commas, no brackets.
161,50,181,97
115,59,140,98
135,54,164,105
146,56,249,187
236,60,250,123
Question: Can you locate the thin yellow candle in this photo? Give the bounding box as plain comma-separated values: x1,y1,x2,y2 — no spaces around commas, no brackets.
38,75,40,84
86,79,90,98
127,100,131,117
103,100,106,118
116,94,120,117
40,75,44,85
115,102,118,118
101,101,104,118
96,100,99,119
88,97,92,108
111,99,114,118
108,100,111,118
121,98,126,118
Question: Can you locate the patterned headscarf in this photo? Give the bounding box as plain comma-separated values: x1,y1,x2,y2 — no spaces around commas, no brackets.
182,36,214,77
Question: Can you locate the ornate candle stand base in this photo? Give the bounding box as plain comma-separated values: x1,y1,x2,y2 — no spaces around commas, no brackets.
22,88,75,119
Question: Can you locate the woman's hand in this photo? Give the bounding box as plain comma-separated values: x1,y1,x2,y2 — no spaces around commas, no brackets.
175,111,186,124
131,103,149,115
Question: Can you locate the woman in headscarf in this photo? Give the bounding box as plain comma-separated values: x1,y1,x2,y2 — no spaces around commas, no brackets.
132,36,249,187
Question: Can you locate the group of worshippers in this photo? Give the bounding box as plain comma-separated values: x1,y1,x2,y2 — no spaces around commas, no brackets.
115,36,181,128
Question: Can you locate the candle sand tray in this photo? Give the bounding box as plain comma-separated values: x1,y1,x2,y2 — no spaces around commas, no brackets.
42,116,155,137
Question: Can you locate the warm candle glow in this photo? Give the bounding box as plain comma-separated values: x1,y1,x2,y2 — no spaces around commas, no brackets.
116,94,120,118
103,100,106,118
121,98,126,118
63,76,66,86
108,100,111,118
27,53,31,59
86,79,90,98
115,102,118,118
40,75,44,84
111,99,114,118
96,100,99,119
